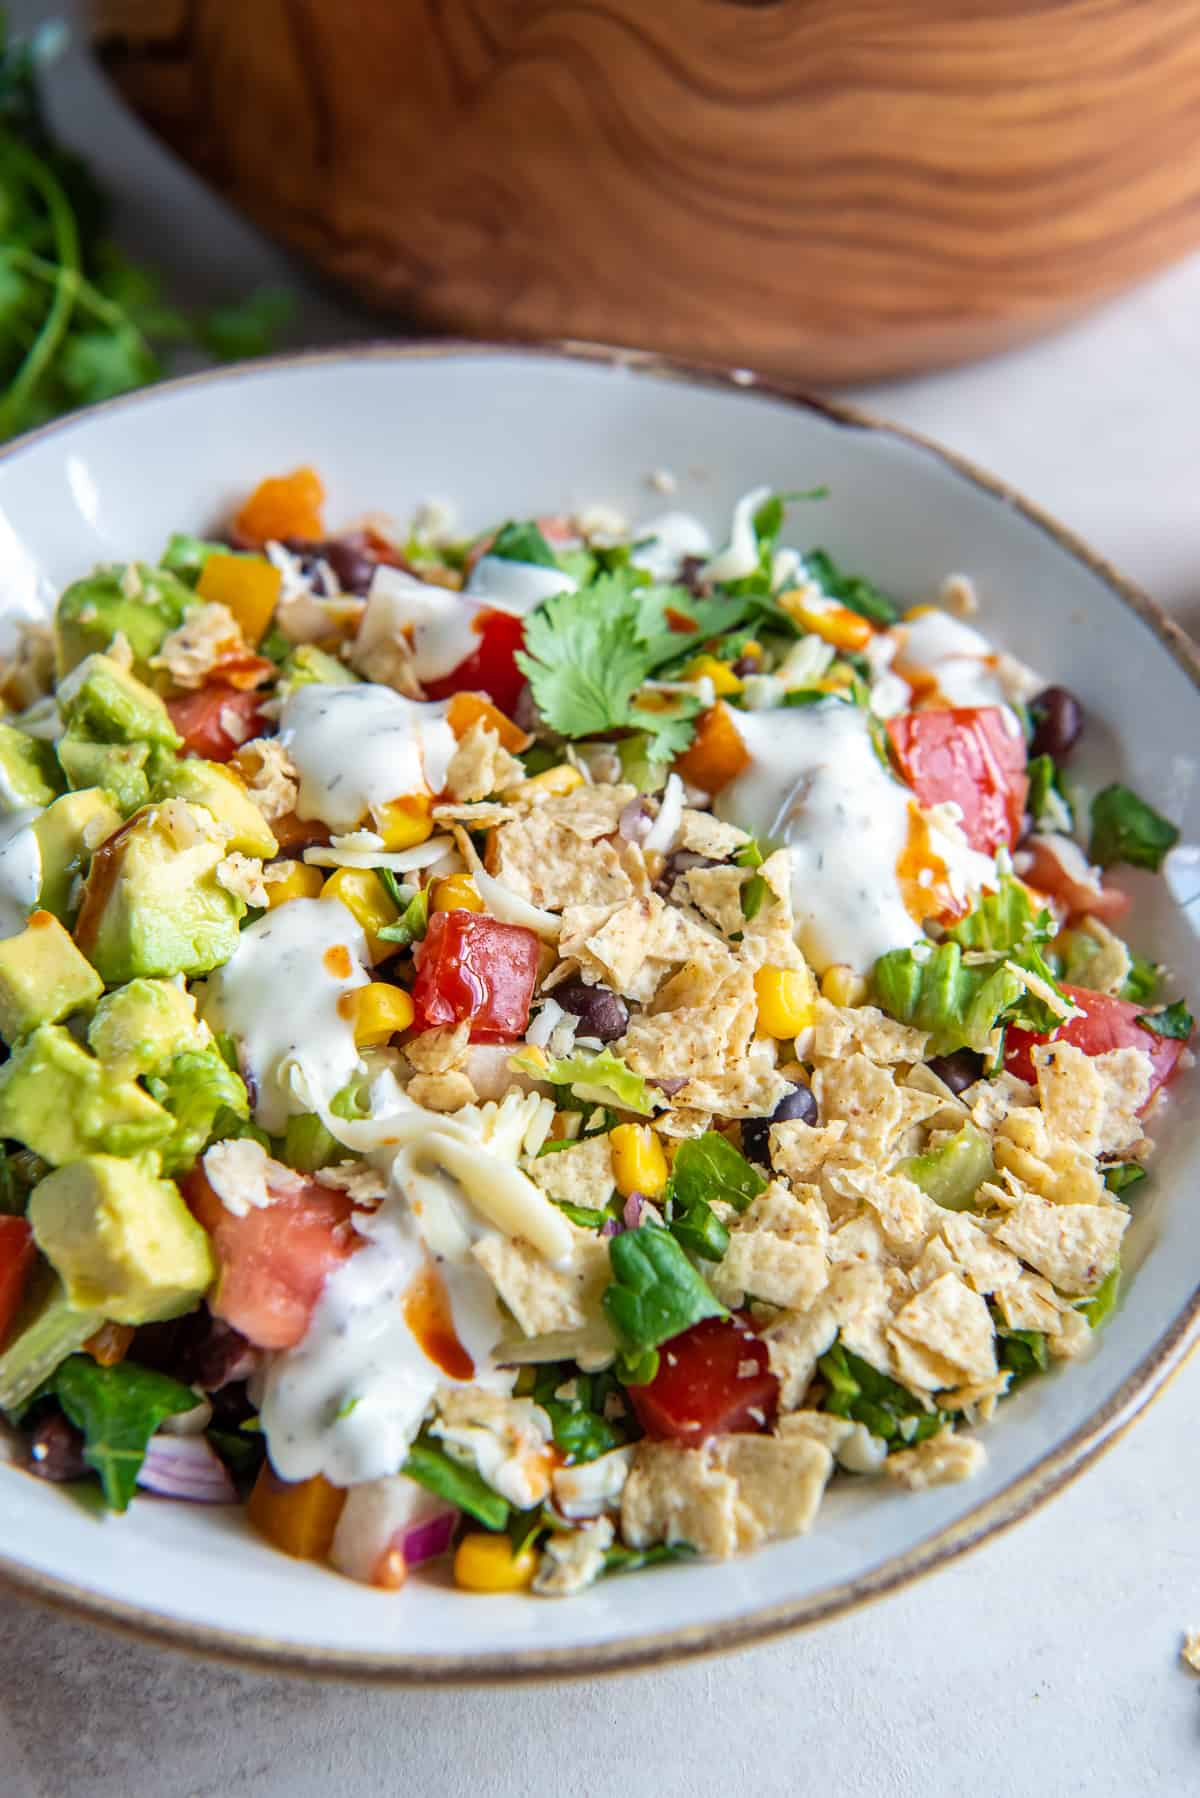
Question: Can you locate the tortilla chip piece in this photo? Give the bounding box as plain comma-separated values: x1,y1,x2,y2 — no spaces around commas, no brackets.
442,720,525,803
472,1230,610,1338
404,1022,471,1075
994,1194,1128,1295
828,1211,889,1269
1091,1046,1154,1156
712,1432,834,1544
712,1232,828,1312
769,1118,849,1182
813,1054,906,1159
1076,916,1133,996
682,865,749,937
530,783,638,839
939,1211,1023,1295
887,1332,965,1394
528,1135,615,1209
620,1442,743,1558
495,811,634,910
764,1298,839,1410
677,810,749,859
991,1270,1064,1333
884,1429,987,1491
1047,1305,1093,1361
994,1108,1107,1207
674,1055,793,1122
889,1271,997,1387
406,1069,477,1112
812,1000,928,1066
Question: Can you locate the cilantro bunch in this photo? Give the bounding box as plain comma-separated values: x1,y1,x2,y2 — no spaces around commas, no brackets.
0,13,293,439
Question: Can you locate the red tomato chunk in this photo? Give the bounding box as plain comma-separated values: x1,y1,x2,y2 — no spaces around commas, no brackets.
1005,985,1188,1097
0,1216,35,1351
412,910,540,1042
888,706,1028,855
423,610,526,716
629,1314,779,1445
184,1167,361,1350
167,686,268,762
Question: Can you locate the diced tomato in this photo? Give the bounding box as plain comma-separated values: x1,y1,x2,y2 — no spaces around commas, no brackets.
411,909,540,1042
888,706,1028,854
423,609,526,715
183,1167,361,1350
167,686,268,762
1004,985,1188,1097
0,1216,35,1351
1021,836,1131,924
628,1314,779,1445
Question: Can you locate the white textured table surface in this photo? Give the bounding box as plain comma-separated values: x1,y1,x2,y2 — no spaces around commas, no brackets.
4,8,1200,1795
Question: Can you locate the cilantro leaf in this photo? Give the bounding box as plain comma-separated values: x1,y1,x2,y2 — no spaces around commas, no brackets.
603,1227,726,1353
516,577,651,738
403,1437,508,1529
803,549,898,625
1120,956,1161,1005
1089,784,1179,872
1136,1000,1193,1040
488,520,560,568
671,1131,766,1214
50,1356,197,1511
193,288,294,362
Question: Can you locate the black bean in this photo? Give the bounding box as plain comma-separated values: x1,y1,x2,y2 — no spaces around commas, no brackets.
132,1312,256,1391
1029,686,1083,762
926,1049,985,1095
281,534,377,596
741,1083,818,1166
554,979,630,1043
27,1413,87,1483
678,555,711,597
731,656,759,679
653,849,717,896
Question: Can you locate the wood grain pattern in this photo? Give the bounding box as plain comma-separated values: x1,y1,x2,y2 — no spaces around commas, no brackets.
90,0,1200,381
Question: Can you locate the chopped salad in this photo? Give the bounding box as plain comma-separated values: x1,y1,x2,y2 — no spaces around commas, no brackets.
0,468,1191,1598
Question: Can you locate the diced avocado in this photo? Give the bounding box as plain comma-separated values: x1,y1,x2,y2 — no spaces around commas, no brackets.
280,644,359,689
73,799,245,984
0,721,64,813
145,1047,250,1175
153,759,277,857
57,654,179,751
28,1153,214,1325
0,1024,172,1165
54,564,191,677
33,788,122,920
88,976,209,1081
56,737,154,815
901,1123,995,1212
0,910,103,1043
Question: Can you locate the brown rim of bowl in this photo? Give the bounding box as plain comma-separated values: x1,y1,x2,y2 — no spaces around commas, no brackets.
0,338,1197,1686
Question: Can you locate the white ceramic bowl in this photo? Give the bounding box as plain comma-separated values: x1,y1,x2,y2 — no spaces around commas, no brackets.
1,345,1198,1682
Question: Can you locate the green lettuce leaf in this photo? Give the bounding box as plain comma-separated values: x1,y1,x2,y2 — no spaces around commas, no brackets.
1089,783,1179,871
143,1048,250,1175
818,1341,949,1446
603,1227,726,1353
49,1355,197,1511
403,1437,508,1531
1136,1000,1194,1040
671,1131,766,1214
510,1045,657,1117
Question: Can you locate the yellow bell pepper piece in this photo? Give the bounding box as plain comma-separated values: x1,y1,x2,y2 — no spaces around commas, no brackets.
195,552,282,647
681,653,743,697
431,875,484,914
453,1532,537,1593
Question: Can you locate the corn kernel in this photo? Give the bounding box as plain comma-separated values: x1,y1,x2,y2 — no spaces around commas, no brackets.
740,640,763,661
431,874,484,914
779,587,873,653
342,981,415,1047
453,1532,537,1593
374,793,434,851
321,866,400,961
682,653,743,696
754,965,818,1038
263,861,325,908
519,763,583,798
609,1122,669,1199
820,964,869,1008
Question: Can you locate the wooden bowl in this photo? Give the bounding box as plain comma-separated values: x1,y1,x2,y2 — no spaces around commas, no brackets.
91,0,1200,382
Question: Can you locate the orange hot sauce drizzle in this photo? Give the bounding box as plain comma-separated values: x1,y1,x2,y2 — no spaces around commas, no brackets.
403,1260,475,1381
896,802,969,927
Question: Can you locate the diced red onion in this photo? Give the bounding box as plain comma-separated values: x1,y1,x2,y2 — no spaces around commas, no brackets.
600,1216,621,1238
618,797,654,842
137,1434,238,1504
623,1190,646,1229
399,1508,457,1567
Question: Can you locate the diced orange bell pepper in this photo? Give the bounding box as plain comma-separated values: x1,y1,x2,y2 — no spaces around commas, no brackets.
196,552,283,647
246,1463,346,1561
446,691,530,754
673,701,750,794
233,467,324,548
83,1321,135,1367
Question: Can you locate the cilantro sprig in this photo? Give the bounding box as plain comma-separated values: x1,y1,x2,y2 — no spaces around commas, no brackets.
41,1355,197,1511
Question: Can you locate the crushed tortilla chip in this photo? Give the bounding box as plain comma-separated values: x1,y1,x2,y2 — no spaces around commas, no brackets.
884,1429,986,1490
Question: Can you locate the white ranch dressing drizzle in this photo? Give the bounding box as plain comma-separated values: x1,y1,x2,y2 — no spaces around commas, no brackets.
199,897,369,1134
279,683,457,830
630,511,713,581
0,808,41,939
891,610,1011,709
465,555,576,611
357,566,480,686
717,703,924,973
